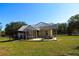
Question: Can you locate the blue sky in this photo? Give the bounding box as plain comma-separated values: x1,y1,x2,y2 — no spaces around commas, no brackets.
0,3,79,30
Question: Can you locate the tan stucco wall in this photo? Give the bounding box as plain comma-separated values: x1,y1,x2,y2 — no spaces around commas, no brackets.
38,29,53,37
18,29,55,39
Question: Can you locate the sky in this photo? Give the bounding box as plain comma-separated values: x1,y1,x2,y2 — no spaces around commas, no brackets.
0,3,79,30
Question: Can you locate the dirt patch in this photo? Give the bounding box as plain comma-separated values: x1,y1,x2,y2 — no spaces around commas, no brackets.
0,49,9,56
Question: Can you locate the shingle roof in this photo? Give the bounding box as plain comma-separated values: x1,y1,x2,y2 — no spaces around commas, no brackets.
32,22,57,30
18,25,36,31
18,25,28,31
33,22,49,27
18,22,57,31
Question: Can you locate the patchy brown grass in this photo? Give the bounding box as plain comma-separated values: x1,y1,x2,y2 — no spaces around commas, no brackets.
0,36,79,56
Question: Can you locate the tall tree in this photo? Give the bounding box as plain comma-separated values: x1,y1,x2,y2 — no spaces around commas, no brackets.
67,14,79,35
57,23,67,34
0,23,2,36
5,21,27,36
0,23,2,31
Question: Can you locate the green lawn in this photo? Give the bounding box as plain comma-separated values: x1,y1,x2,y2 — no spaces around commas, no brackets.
0,35,79,56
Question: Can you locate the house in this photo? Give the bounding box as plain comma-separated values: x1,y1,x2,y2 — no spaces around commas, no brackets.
72,29,79,35
18,25,36,39
17,22,57,39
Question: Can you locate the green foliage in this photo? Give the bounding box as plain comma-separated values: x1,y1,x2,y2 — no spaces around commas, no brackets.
67,14,79,35
0,31,5,37
0,23,2,31
5,21,27,36
57,23,67,34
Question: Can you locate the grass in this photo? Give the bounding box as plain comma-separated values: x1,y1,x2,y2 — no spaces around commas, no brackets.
0,35,79,56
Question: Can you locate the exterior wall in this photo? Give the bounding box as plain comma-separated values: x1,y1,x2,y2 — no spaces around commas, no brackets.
37,29,54,38
17,29,55,39
48,29,53,36
18,33,25,39
25,30,37,39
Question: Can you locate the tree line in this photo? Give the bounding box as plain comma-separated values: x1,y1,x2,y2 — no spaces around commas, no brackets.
57,14,79,35
0,14,79,37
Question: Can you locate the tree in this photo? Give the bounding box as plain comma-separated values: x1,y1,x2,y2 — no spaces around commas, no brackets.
57,23,67,34
5,21,27,37
0,23,2,37
0,22,2,31
67,14,79,35
0,31,5,37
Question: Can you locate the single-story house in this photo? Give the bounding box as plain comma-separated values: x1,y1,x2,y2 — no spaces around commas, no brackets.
17,22,57,39
72,29,79,35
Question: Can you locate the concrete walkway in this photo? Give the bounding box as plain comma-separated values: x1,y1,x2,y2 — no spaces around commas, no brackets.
29,37,57,41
